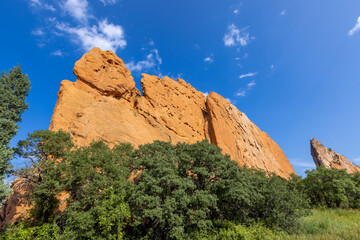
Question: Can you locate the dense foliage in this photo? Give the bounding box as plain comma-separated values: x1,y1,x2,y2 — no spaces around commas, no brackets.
13,130,132,239
0,65,30,201
291,167,360,208
1,131,310,239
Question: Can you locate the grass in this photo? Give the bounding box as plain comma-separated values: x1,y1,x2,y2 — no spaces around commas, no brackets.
282,208,360,240
199,209,360,240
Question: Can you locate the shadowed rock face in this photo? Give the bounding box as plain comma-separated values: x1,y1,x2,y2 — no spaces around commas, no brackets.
310,138,360,173
1,47,295,227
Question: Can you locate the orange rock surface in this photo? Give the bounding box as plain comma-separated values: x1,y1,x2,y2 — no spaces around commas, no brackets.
207,92,295,177
0,178,32,228
50,47,294,178
310,138,360,173
1,47,295,227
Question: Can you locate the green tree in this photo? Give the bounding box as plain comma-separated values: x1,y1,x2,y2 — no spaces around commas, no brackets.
58,141,132,239
129,141,222,239
129,140,309,239
16,130,74,224
0,65,30,202
300,167,360,208
15,130,132,239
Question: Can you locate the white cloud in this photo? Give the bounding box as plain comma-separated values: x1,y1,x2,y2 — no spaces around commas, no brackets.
204,57,214,63
43,3,55,11
31,29,44,36
271,64,275,71
223,24,250,47
280,10,287,16
126,49,162,72
225,98,236,105
51,49,64,56
62,0,90,23
29,0,55,11
99,0,118,5
348,16,360,36
30,0,41,6
239,72,257,79
202,91,209,97
236,79,256,97
247,81,256,88
236,90,246,97
56,19,126,52
233,9,239,14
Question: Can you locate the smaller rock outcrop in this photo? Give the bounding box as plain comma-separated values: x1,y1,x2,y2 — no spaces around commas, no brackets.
0,178,33,228
310,138,360,173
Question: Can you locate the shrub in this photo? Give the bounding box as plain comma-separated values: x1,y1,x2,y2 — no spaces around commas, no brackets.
300,167,360,208
15,130,132,239
128,140,309,239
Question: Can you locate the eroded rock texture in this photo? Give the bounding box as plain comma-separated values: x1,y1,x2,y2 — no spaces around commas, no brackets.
1,47,296,227
310,138,360,173
0,178,33,228
50,47,294,178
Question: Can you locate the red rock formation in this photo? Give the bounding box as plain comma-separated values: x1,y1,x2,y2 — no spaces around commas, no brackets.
49,47,294,177
1,47,296,227
0,178,32,228
310,138,360,173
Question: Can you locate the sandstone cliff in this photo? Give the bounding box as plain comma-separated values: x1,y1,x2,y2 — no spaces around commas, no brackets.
0,47,295,227
310,138,360,173
50,47,295,178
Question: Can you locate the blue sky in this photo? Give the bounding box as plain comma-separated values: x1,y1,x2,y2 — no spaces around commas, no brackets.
1,0,360,176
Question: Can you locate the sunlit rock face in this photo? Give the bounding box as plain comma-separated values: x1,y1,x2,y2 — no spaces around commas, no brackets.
310,138,360,173
50,47,295,178
0,47,296,227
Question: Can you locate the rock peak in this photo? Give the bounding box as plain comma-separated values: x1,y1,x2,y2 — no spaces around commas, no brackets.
310,138,360,173
73,47,140,99
1,47,297,227
50,47,295,178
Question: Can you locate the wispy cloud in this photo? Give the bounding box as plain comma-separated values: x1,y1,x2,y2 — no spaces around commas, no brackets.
56,19,126,52
348,16,360,36
236,90,246,97
247,81,256,88
233,9,239,14
236,80,257,97
61,0,90,23
280,10,287,16
239,72,257,79
202,91,209,97
223,24,250,48
29,0,55,11
29,0,128,55
204,57,214,63
98,0,118,5
51,49,64,56
225,98,236,105
126,49,162,73
31,28,44,36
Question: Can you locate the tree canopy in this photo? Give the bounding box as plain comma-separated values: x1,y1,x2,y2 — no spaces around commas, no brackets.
0,65,30,201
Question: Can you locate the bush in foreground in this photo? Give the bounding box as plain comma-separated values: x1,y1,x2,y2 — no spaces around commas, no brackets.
2,130,309,239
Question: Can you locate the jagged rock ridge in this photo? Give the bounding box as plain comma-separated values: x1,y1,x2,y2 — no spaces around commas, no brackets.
0,47,295,227
50,47,295,178
310,138,360,173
